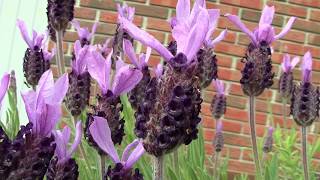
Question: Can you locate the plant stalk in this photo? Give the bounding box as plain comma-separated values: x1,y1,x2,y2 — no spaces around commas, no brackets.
173,151,179,175
249,96,262,178
55,30,65,76
213,151,220,180
100,154,106,179
301,126,309,180
282,98,287,130
153,156,164,180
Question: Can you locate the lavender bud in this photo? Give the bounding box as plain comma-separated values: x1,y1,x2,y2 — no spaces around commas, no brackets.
65,71,91,117
211,95,226,120
47,0,76,31
106,163,144,180
279,71,294,99
167,41,177,56
23,48,51,87
213,121,224,152
46,157,79,180
263,127,274,153
240,42,274,96
291,82,320,127
195,48,218,89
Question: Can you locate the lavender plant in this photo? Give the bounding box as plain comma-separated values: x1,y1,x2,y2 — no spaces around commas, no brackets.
226,5,296,177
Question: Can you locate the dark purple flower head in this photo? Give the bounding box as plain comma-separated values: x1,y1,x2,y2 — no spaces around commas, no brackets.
279,54,299,99
123,39,151,70
301,51,312,83
226,5,296,47
71,40,91,75
22,70,69,137
213,120,224,152
53,121,82,164
281,54,300,73
0,73,10,109
117,3,135,23
210,79,227,120
88,48,143,96
72,20,98,46
89,116,145,170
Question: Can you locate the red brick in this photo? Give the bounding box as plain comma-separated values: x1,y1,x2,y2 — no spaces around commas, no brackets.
215,42,246,57
216,55,233,68
289,0,320,8
206,3,239,15
228,159,255,174
224,107,248,122
220,0,262,10
74,7,96,20
150,0,177,8
127,3,169,19
310,9,320,22
268,1,307,18
242,124,269,137
147,17,171,32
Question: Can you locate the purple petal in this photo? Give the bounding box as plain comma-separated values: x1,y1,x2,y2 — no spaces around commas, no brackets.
189,0,204,27
117,4,125,18
124,140,145,169
38,103,61,137
214,79,224,95
0,73,10,108
176,0,190,22
169,17,178,29
36,70,54,105
68,121,82,159
172,23,189,53
16,19,33,48
155,63,163,78
50,73,69,104
216,120,223,134
21,91,37,126
144,47,152,65
116,58,126,72
267,126,274,137
207,29,227,48
259,6,275,27
53,126,70,161
112,66,143,96
87,50,111,94
119,18,173,61
89,116,120,163
291,56,300,69
281,54,291,72
123,39,140,68
301,51,312,82
183,7,209,62
88,22,98,40
121,139,139,162
33,33,45,49
127,7,135,22
205,9,220,43
72,20,90,40
257,24,275,44
43,48,55,61
225,14,257,45
274,17,296,40
73,41,90,74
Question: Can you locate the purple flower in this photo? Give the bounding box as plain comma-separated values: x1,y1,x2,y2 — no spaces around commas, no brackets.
301,51,313,82
0,73,10,109
89,116,145,169
123,39,151,70
281,54,300,73
71,40,91,75
119,5,210,63
22,70,69,137
213,79,225,96
226,5,296,46
88,49,143,96
53,121,82,164
117,3,135,22
72,20,98,42
154,63,164,78
97,38,112,56
213,120,224,152
172,0,227,48
263,126,274,153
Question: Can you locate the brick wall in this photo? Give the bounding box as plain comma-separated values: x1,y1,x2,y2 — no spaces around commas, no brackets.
55,0,320,177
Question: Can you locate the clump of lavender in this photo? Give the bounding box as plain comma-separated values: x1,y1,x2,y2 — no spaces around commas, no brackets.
3,70,69,179
89,116,145,179
65,41,92,117
226,5,296,177
124,40,152,110
46,121,82,180
279,54,300,129
17,20,54,88
85,49,142,148
211,79,227,120
47,0,75,32
291,52,319,180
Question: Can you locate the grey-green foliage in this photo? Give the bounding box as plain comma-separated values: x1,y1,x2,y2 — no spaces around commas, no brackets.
0,79,20,140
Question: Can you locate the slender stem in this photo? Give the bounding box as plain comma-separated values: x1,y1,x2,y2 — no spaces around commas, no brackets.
100,154,106,179
249,96,262,178
282,98,287,130
55,30,65,76
213,152,220,180
153,156,164,180
301,126,309,180
173,151,179,175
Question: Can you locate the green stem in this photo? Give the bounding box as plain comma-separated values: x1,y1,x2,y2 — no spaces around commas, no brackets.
55,30,65,75
302,126,309,180
249,96,262,178
213,152,220,180
153,156,164,180
282,99,287,130
100,154,106,179
173,151,179,175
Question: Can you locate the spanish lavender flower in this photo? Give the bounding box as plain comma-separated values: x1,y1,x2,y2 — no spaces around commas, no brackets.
263,127,274,153
279,54,300,99
85,49,142,148
213,121,224,152
89,116,145,180
226,6,296,96
210,79,227,120
0,73,10,109
17,19,53,87
98,38,112,58
5,70,68,179
47,0,75,32
291,52,320,127
119,3,209,156
124,40,152,110
65,40,92,117
46,121,82,180
72,20,98,47
112,3,135,65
